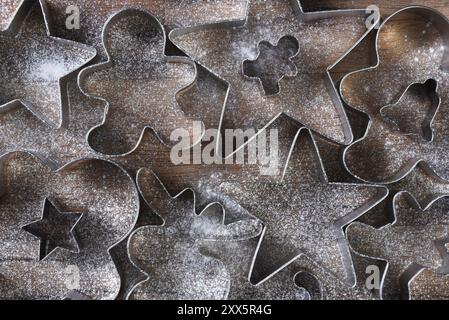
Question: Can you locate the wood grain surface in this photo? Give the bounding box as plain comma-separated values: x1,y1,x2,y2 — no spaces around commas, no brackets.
1,0,449,300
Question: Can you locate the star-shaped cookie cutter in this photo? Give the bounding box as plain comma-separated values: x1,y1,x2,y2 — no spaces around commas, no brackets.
21,198,84,261
170,0,380,155
217,127,388,287
0,0,96,129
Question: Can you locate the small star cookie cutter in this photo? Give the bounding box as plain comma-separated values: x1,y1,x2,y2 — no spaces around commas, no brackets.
21,198,84,262
0,151,139,300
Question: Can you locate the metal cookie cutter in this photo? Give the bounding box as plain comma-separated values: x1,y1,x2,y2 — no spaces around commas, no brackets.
0,0,102,169
347,191,449,300
217,127,388,287
341,6,449,184
0,0,22,31
78,8,205,156
0,151,139,300
21,198,84,261
170,0,380,156
0,0,96,129
126,168,262,300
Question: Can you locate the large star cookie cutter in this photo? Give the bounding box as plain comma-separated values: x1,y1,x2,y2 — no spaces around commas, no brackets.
217,127,388,287
108,116,300,299
169,0,380,155
0,0,96,129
